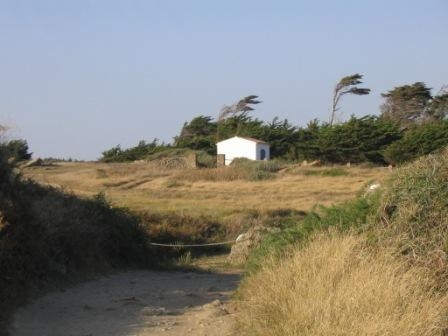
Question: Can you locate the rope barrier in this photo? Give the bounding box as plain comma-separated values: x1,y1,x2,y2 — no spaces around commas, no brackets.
148,240,237,248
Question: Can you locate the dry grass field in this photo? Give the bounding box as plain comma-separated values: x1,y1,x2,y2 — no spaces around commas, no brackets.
22,162,390,219
14,156,448,336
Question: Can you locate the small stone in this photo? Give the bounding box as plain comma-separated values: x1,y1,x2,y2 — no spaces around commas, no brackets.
141,307,167,316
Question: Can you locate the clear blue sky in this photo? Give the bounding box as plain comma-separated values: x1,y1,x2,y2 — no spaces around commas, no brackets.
1,0,447,160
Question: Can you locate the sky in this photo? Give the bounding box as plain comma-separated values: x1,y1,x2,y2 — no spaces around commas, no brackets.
0,0,447,160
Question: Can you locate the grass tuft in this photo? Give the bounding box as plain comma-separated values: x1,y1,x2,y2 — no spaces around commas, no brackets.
170,158,285,183
301,167,350,176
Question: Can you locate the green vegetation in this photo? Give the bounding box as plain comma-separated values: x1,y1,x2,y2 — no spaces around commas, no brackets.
238,233,448,336
383,120,448,164
3,139,32,163
101,114,408,165
175,116,218,154
381,82,448,125
100,139,170,162
0,141,231,323
0,160,152,313
246,148,448,279
5,80,447,334
308,116,402,164
137,211,226,247
378,148,448,277
246,195,377,273
237,149,448,336
99,82,448,166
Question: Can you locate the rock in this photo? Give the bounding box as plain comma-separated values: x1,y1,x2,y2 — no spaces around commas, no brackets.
308,160,322,167
369,183,381,190
364,182,381,197
210,299,221,307
141,307,167,316
227,225,280,265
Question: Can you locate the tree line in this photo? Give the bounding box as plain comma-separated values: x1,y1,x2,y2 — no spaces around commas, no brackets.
101,79,447,166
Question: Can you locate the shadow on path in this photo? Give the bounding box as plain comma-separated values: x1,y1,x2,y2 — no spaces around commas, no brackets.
10,270,240,336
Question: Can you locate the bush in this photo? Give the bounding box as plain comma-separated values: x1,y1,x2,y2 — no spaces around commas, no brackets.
196,151,216,168
100,139,169,162
175,115,217,155
138,211,226,247
0,148,159,317
383,120,448,165
4,139,32,162
298,116,402,164
235,149,448,335
246,196,377,273
378,148,448,278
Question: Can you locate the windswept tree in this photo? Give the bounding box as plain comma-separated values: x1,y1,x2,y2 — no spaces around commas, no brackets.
218,95,261,139
218,95,262,121
330,74,370,126
174,115,217,153
427,85,448,121
380,82,432,126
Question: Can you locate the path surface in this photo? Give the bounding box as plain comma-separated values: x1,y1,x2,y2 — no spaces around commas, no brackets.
10,268,240,336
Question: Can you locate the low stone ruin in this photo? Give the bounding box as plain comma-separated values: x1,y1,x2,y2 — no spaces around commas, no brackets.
227,225,280,265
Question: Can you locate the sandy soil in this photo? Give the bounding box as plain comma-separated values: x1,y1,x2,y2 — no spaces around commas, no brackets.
9,270,240,336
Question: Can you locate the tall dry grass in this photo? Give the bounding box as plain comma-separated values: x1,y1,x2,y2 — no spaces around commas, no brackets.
378,149,448,277
172,159,284,182
237,233,448,336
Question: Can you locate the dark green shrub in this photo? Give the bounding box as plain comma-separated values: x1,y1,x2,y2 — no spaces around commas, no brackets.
100,139,170,162
383,120,448,165
4,139,32,162
315,116,402,164
246,195,378,273
196,151,216,168
175,116,218,154
0,176,155,316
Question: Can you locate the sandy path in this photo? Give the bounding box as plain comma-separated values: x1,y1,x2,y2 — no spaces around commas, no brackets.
10,270,240,336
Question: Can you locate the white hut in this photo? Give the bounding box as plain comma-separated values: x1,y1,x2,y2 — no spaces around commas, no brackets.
216,136,270,166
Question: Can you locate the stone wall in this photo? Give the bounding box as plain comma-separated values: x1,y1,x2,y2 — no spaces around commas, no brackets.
157,153,197,169
217,154,225,168
184,153,198,169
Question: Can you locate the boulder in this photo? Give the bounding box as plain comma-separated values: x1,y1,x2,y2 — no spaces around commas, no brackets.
227,225,280,265
308,160,322,167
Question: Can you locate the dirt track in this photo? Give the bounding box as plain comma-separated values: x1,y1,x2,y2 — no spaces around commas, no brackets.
10,270,240,336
